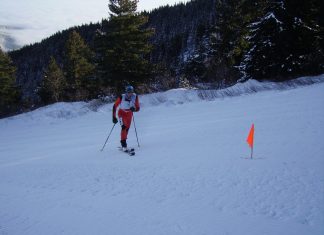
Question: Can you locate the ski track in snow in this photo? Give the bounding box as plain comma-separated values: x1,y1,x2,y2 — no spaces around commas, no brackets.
0,79,324,235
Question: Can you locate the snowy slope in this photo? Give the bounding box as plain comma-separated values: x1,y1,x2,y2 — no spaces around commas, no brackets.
0,77,324,235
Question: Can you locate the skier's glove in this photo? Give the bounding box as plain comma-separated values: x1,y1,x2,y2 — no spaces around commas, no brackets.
130,107,136,112
113,116,118,124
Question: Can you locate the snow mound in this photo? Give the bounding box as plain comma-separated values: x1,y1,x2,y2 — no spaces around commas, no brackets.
4,74,324,121
141,74,324,107
5,102,89,123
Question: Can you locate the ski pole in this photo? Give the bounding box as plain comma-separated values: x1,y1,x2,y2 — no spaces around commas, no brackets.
132,115,140,148
100,123,116,152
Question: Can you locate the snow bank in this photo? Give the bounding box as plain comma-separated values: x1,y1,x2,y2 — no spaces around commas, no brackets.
4,74,324,121
140,74,324,106
4,102,88,124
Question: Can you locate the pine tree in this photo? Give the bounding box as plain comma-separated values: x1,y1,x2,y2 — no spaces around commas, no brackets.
240,0,324,81
96,0,154,93
0,47,19,115
64,30,96,100
39,57,66,103
206,0,260,86
284,0,324,76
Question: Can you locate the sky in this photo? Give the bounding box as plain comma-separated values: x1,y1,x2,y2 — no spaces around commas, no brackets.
0,0,190,51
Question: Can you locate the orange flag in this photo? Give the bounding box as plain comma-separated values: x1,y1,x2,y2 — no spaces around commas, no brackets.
246,124,255,148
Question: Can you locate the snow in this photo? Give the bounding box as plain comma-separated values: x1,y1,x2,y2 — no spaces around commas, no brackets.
1,76,324,235
264,12,283,25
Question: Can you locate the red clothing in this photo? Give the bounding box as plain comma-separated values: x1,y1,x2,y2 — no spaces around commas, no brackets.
113,93,140,141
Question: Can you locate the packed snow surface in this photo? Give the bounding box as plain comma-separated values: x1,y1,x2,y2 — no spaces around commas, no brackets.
0,77,324,235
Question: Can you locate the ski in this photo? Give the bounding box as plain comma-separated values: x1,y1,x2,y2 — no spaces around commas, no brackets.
118,147,135,156
124,148,135,156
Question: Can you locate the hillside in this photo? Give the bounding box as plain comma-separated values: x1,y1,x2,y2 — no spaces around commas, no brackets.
9,0,219,101
0,76,323,235
8,0,323,104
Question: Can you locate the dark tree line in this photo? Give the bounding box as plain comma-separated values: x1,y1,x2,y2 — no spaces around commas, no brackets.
0,48,20,116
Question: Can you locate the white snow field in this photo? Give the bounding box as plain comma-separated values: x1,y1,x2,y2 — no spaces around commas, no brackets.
0,76,324,235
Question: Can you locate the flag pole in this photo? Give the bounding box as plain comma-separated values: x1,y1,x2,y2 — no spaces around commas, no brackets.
251,146,253,159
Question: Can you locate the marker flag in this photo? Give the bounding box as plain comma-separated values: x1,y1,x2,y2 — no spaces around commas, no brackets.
247,124,254,148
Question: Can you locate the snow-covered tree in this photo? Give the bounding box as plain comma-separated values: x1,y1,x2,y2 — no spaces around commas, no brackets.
240,0,324,81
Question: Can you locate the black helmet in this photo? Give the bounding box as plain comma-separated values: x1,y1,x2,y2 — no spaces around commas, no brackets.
125,85,134,93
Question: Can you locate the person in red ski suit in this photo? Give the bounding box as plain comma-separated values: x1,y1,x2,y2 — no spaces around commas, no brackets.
112,85,140,149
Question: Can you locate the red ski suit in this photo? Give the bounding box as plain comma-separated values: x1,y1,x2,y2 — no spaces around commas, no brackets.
113,93,140,141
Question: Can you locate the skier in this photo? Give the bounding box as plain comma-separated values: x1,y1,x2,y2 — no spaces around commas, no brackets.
112,85,140,151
